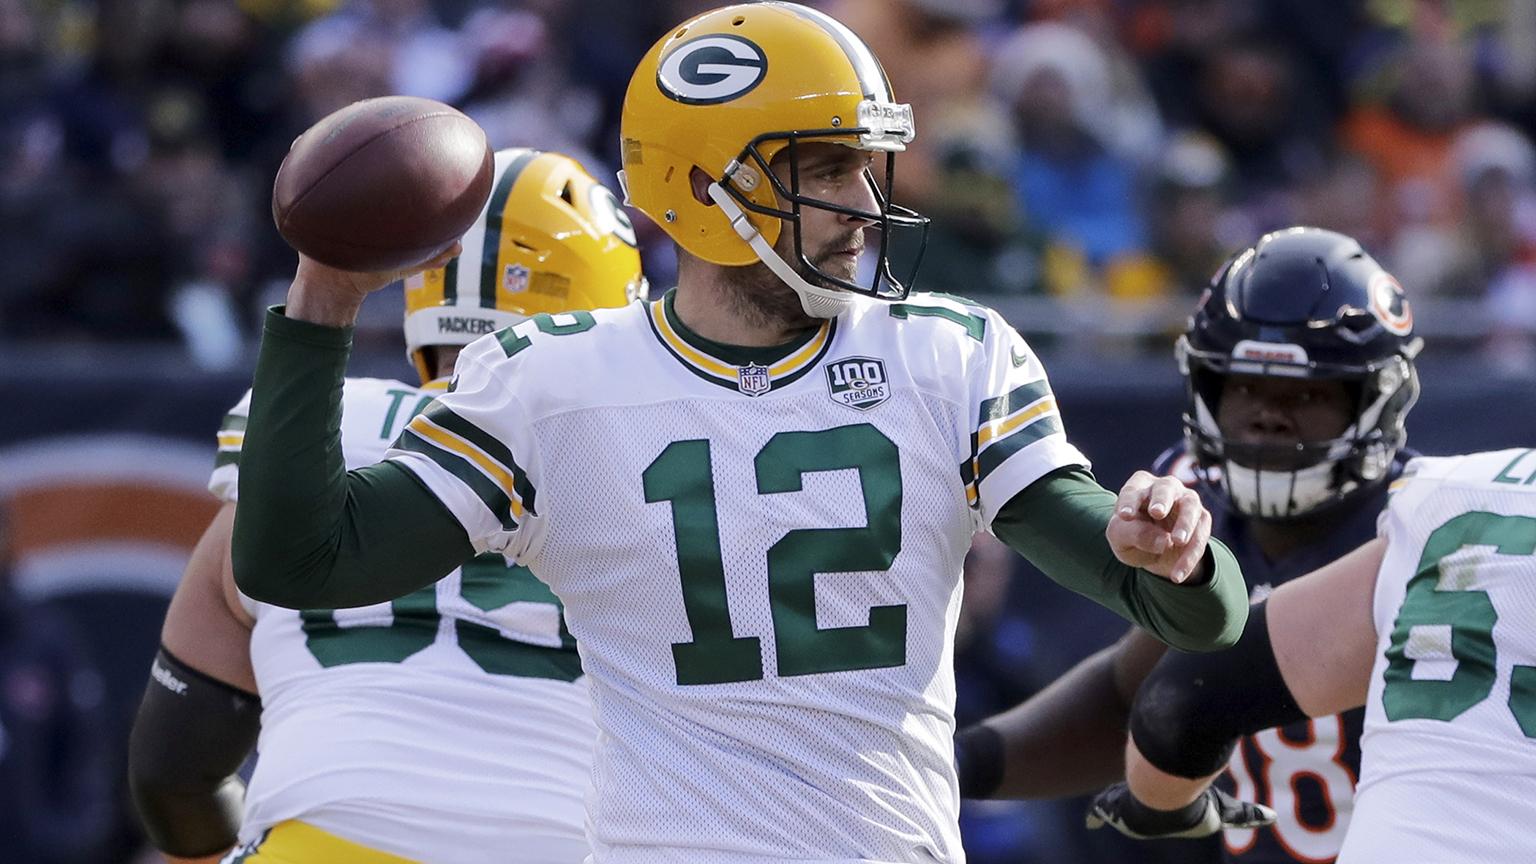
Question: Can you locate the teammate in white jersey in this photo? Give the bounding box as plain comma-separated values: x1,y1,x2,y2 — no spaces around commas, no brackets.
126,150,646,864
228,5,1251,863
1086,448,1536,862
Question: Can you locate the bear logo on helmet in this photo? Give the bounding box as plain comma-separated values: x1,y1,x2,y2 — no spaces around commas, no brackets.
1368,271,1413,336
657,34,768,105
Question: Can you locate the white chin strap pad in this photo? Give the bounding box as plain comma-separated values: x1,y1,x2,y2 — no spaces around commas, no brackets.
706,182,850,319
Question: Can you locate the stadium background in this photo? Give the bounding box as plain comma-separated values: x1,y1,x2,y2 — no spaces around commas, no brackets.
2,0,1534,862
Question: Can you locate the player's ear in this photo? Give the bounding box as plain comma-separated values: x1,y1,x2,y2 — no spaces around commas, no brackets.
689,167,715,207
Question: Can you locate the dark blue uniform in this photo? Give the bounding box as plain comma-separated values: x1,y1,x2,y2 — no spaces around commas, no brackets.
1150,444,1408,864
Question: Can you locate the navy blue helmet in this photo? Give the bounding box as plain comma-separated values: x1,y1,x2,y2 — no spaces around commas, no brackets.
1177,227,1423,519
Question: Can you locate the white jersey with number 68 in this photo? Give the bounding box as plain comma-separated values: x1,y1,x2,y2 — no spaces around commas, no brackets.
1347,449,1536,863
211,377,596,864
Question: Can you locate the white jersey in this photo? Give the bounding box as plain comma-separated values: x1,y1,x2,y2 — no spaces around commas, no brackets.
212,377,596,864
1344,449,1536,864
385,292,1088,864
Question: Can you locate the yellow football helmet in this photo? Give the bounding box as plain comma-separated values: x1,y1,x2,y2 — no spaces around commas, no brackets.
404,148,647,383
619,1,928,317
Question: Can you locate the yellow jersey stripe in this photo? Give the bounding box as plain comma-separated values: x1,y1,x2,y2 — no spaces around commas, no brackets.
651,303,738,379
406,416,525,519
650,300,832,383
769,323,830,376
234,820,419,864
217,433,244,448
977,398,1056,449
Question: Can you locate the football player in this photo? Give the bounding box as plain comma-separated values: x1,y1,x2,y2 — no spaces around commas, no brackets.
1087,447,1536,862
226,5,1249,862
126,149,646,864
955,227,1423,864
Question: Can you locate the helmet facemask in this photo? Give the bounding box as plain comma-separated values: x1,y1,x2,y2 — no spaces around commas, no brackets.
1179,340,1421,521
703,112,931,318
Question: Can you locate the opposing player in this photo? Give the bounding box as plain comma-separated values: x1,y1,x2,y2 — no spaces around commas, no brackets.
956,227,1423,863
127,149,646,864
228,5,1249,862
1088,448,1536,862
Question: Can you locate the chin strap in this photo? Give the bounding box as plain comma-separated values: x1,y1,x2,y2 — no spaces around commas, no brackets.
706,181,850,320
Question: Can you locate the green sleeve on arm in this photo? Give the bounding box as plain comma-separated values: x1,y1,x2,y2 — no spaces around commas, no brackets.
230,308,474,609
991,466,1248,652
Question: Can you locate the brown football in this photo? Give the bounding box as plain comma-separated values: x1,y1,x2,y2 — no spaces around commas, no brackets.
272,96,494,272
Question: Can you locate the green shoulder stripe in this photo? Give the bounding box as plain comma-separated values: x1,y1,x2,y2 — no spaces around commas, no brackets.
394,429,520,531
420,403,537,514
977,415,1063,483
978,379,1051,425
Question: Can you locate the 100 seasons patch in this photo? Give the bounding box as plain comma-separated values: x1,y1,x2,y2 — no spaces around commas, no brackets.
825,357,889,411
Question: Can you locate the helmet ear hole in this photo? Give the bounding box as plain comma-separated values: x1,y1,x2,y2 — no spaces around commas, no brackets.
689,167,716,206
560,182,575,206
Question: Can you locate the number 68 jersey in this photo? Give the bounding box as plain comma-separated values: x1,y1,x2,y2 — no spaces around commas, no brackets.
385,292,1088,864
211,377,596,864
1346,450,1536,863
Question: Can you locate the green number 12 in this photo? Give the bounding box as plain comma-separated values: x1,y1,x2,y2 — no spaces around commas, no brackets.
642,423,906,685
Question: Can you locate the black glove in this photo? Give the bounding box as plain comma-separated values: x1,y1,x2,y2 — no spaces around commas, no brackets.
1085,783,1275,840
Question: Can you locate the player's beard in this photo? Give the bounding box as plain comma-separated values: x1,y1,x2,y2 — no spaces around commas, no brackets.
719,226,864,332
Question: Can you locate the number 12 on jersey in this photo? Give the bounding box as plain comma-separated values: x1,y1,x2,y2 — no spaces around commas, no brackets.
643,423,906,685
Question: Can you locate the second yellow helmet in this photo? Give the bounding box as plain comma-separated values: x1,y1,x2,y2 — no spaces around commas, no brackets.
404,148,647,382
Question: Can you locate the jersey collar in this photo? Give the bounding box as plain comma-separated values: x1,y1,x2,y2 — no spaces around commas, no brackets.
645,288,836,396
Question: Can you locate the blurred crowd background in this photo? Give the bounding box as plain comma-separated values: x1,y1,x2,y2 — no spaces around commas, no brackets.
3,0,1536,862
6,0,1536,364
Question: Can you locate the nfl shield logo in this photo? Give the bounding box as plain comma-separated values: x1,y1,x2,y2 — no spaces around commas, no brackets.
825,356,890,411
503,263,530,294
737,363,771,397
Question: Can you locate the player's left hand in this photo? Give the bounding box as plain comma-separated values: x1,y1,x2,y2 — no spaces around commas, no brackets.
1107,471,1212,583
1085,782,1276,840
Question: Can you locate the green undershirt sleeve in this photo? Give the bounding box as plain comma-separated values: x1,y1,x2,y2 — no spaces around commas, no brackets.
230,307,475,609
991,466,1248,652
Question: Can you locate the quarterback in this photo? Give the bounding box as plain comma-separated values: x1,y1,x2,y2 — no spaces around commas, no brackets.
127,150,645,864
230,4,1248,863
1087,447,1536,863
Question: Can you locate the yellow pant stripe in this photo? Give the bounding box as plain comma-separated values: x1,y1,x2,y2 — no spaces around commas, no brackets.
227,821,420,864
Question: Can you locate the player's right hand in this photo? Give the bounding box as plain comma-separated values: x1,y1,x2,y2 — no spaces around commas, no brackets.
1107,470,1212,583
1085,783,1275,840
287,243,461,327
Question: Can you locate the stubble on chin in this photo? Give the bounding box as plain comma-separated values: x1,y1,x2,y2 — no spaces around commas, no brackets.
715,226,865,331
719,260,816,331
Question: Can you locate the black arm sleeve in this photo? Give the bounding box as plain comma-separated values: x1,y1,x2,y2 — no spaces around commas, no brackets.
128,649,261,857
991,466,1249,652
954,723,1005,799
231,307,475,609
1129,600,1308,779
